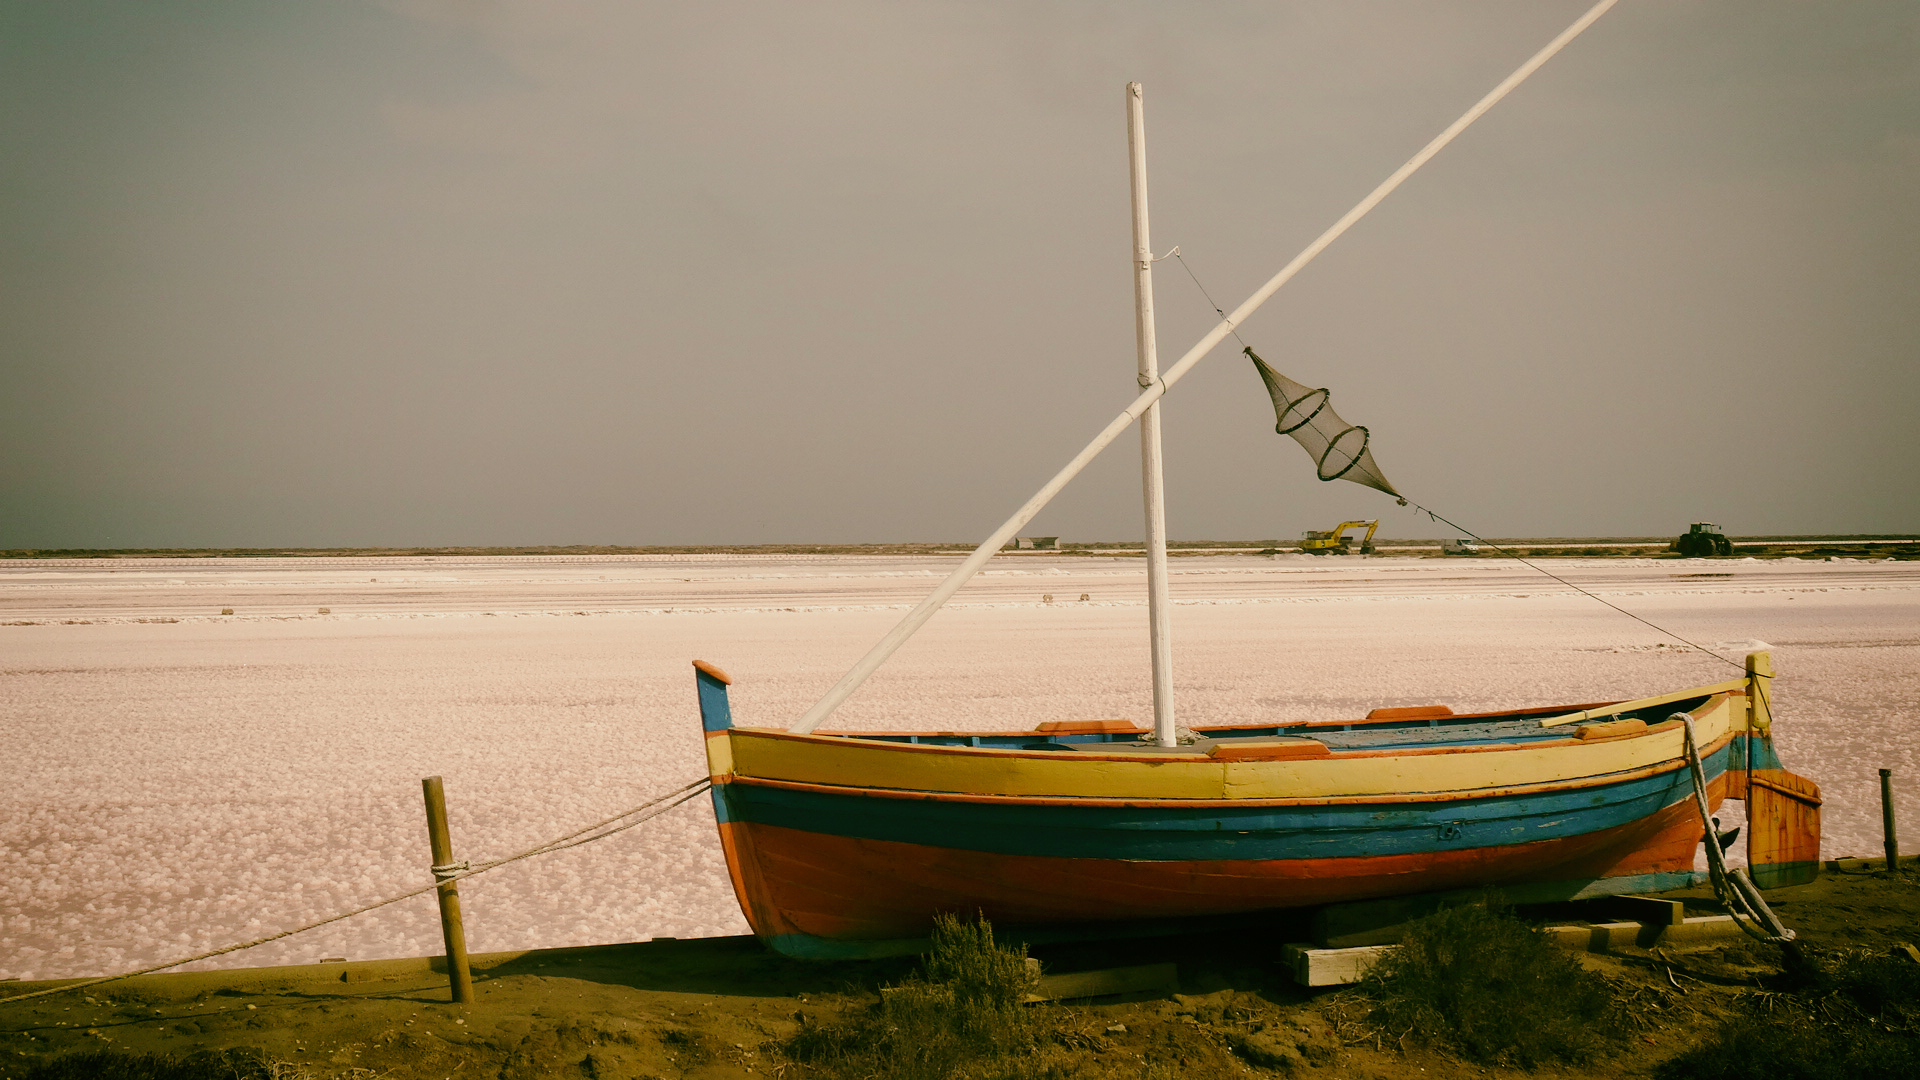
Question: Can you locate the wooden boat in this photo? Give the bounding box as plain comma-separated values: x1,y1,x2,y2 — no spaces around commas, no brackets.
693,12,1822,959
697,656,1820,958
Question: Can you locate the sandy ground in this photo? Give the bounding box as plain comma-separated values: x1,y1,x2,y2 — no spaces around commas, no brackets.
3,553,1917,983
1,867,1915,1080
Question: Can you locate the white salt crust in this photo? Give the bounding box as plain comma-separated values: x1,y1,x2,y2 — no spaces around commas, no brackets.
2,554,1914,980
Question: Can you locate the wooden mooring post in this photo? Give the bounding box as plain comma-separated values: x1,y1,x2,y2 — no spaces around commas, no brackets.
1882,768,1900,869
421,775,474,1004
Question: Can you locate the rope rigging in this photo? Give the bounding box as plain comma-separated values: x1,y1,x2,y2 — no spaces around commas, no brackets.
1165,247,1755,676
0,778,711,1006
1168,248,1804,959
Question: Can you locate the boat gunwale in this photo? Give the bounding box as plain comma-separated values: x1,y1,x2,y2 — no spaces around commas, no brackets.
736,679,1748,750
757,701,1620,742
719,712,1711,764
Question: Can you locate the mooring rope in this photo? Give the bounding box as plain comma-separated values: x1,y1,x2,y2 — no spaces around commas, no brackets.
1404,501,1752,673
0,777,711,1006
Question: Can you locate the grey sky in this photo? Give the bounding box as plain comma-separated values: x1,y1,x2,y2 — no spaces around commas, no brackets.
3,1,1916,547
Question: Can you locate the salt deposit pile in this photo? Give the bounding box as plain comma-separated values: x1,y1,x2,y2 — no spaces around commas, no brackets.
3,554,1916,981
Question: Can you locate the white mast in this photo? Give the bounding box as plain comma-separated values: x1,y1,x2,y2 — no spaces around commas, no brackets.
1127,82,1176,747
785,0,1615,735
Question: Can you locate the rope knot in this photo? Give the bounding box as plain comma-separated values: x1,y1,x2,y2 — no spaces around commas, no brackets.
430,861,469,882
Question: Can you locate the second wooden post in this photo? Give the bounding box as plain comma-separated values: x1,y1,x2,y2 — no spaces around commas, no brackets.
421,775,474,1004
1882,768,1900,870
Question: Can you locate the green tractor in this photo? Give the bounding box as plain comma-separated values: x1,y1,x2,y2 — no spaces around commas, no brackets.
1672,522,1733,558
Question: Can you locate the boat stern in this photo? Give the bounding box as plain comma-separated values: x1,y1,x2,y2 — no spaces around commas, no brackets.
1730,651,1823,888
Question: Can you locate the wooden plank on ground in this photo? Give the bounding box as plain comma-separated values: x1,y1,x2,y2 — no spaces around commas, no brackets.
1824,854,1917,873
1281,943,1394,987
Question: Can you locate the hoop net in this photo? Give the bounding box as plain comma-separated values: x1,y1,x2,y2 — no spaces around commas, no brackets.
1246,347,1399,497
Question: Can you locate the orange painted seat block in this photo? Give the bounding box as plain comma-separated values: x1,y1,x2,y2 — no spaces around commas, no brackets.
1036,719,1145,735
1365,705,1455,720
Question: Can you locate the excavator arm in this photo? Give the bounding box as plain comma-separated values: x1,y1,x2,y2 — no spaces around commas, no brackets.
1356,520,1379,554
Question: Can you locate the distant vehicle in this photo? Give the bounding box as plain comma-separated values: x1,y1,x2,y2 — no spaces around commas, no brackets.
1672,522,1733,557
1301,520,1379,555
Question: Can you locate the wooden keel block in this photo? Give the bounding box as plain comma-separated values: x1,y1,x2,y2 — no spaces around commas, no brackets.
1286,915,1749,986
1659,915,1742,946
1282,943,1395,987
1542,915,1743,952
1609,895,1686,926
1542,922,1646,951
1023,962,1178,1003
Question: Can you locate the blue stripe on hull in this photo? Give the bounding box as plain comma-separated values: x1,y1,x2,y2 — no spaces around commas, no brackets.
715,745,1727,863
1730,731,1784,772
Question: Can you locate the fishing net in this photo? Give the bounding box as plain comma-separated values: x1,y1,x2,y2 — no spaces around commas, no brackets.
1246,347,1400,498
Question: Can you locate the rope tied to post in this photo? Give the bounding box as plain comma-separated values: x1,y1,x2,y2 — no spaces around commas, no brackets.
0,777,711,1006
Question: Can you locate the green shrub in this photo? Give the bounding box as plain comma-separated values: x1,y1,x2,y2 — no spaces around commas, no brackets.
783,912,1037,1080
1360,898,1614,1066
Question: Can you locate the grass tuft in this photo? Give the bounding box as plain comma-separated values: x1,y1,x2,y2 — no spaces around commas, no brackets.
1359,897,1614,1066
782,911,1038,1080
1656,948,1920,1080
21,1048,285,1080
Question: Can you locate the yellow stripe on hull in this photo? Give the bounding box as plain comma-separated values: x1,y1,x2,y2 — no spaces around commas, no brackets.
723,687,1742,801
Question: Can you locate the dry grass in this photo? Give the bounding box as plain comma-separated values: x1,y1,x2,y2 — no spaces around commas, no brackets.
1356,897,1617,1067
781,912,1037,1080
1654,946,1920,1080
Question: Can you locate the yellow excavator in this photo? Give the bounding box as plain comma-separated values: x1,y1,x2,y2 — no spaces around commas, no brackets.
1300,520,1379,555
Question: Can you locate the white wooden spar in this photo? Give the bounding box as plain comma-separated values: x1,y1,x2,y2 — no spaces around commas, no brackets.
787,0,1618,734
1127,82,1177,748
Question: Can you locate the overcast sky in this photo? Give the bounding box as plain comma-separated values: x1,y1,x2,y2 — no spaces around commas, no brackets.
3,1,1915,547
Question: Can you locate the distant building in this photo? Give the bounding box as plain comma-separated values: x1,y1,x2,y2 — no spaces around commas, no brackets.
1006,536,1059,551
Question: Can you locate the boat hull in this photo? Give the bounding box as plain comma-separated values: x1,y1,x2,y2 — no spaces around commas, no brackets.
715,778,1724,956
695,665,1794,959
